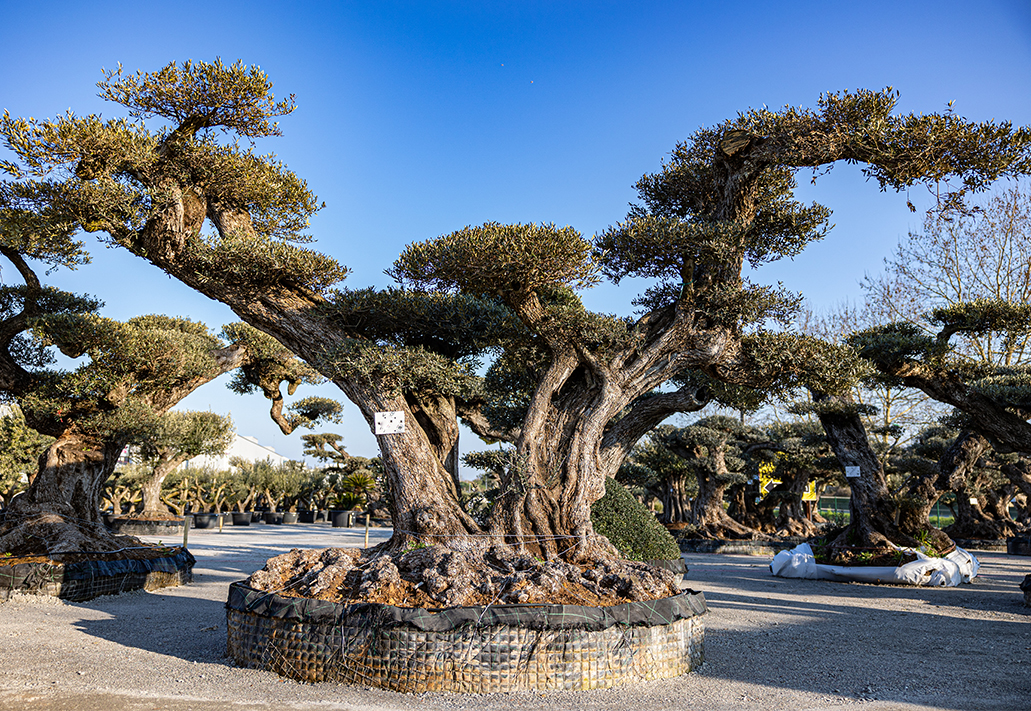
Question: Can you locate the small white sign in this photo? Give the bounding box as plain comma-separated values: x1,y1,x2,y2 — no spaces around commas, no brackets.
845,466,861,479
374,411,405,435
969,497,978,505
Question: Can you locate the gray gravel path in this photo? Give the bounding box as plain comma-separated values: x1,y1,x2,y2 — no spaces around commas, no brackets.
1,523,1029,711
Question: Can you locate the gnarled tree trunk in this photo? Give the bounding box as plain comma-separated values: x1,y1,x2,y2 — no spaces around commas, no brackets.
727,479,776,532
1001,459,1031,528
898,430,988,538
945,481,1021,540
814,392,953,553
771,472,820,537
660,438,756,539
484,353,709,560
336,378,481,548
138,452,192,518
660,469,692,524
0,435,138,555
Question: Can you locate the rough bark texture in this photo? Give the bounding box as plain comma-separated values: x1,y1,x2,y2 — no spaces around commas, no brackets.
333,377,481,547
689,445,753,538
660,438,756,539
484,356,710,560
945,490,1022,540
770,473,820,537
880,362,1031,455
0,334,247,555
405,392,463,502
1001,459,1031,528
895,430,986,539
726,481,768,530
942,440,1023,539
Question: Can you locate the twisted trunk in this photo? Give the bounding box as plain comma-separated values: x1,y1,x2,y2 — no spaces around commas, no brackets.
405,391,462,501
661,440,755,539
484,352,709,559
771,472,819,537
896,430,988,539
232,485,258,513
945,468,1021,540
688,463,753,538
336,378,480,547
118,198,478,547
1001,459,1031,527
103,483,139,517
727,479,776,532
814,392,953,553
878,362,1031,455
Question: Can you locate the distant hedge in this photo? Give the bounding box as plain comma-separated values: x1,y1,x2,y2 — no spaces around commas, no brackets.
591,478,681,561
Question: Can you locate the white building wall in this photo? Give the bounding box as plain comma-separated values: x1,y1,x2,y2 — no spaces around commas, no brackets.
183,434,291,471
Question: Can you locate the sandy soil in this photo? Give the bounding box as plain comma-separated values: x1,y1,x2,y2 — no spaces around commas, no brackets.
0,523,1029,711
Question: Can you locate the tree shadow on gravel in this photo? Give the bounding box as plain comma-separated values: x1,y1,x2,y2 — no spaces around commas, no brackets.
683,552,1031,709
65,533,393,667
69,590,231,667
63,549,1031,709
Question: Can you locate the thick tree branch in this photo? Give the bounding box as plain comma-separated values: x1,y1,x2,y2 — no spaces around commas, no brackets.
890,361,1031,454
598,385,710,473
455,397,520,444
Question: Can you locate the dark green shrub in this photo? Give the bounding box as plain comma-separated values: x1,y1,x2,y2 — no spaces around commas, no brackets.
591,478,681,561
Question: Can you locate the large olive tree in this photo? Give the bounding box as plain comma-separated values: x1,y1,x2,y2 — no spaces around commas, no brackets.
5,62,1031,563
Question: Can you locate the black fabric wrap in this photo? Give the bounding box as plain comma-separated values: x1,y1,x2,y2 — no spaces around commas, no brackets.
0,548,195,591
226,581,706,632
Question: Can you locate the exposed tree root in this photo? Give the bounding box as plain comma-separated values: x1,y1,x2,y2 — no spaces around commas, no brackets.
0,511,144,557
247,539,681,608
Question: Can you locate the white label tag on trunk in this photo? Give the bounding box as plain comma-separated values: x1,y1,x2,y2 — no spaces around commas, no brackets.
374,411,405,435
845,466,861,478
969,497,978,505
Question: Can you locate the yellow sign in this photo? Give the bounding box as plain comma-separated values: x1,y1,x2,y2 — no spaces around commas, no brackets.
757,460,818,501
802,480,818,502
759,472,781,496
757,461,779,496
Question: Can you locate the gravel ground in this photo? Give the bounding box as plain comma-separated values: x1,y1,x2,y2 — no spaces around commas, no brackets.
1,523,1029,711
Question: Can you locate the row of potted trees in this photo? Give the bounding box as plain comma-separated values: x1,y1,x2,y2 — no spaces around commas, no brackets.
102,457,385,528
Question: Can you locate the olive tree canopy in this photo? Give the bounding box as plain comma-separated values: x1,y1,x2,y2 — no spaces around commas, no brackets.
4,62,1031,565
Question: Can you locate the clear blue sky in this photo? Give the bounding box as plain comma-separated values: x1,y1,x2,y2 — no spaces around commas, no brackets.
2,1,1030,466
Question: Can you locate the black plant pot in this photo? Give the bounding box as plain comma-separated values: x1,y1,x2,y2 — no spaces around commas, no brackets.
231,511,252,526
329,510,352,528
193,513,219,529
264,511,284,525
298,510,316,524
281,511,299,524
251,511,262,523
1008,535,1031,556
